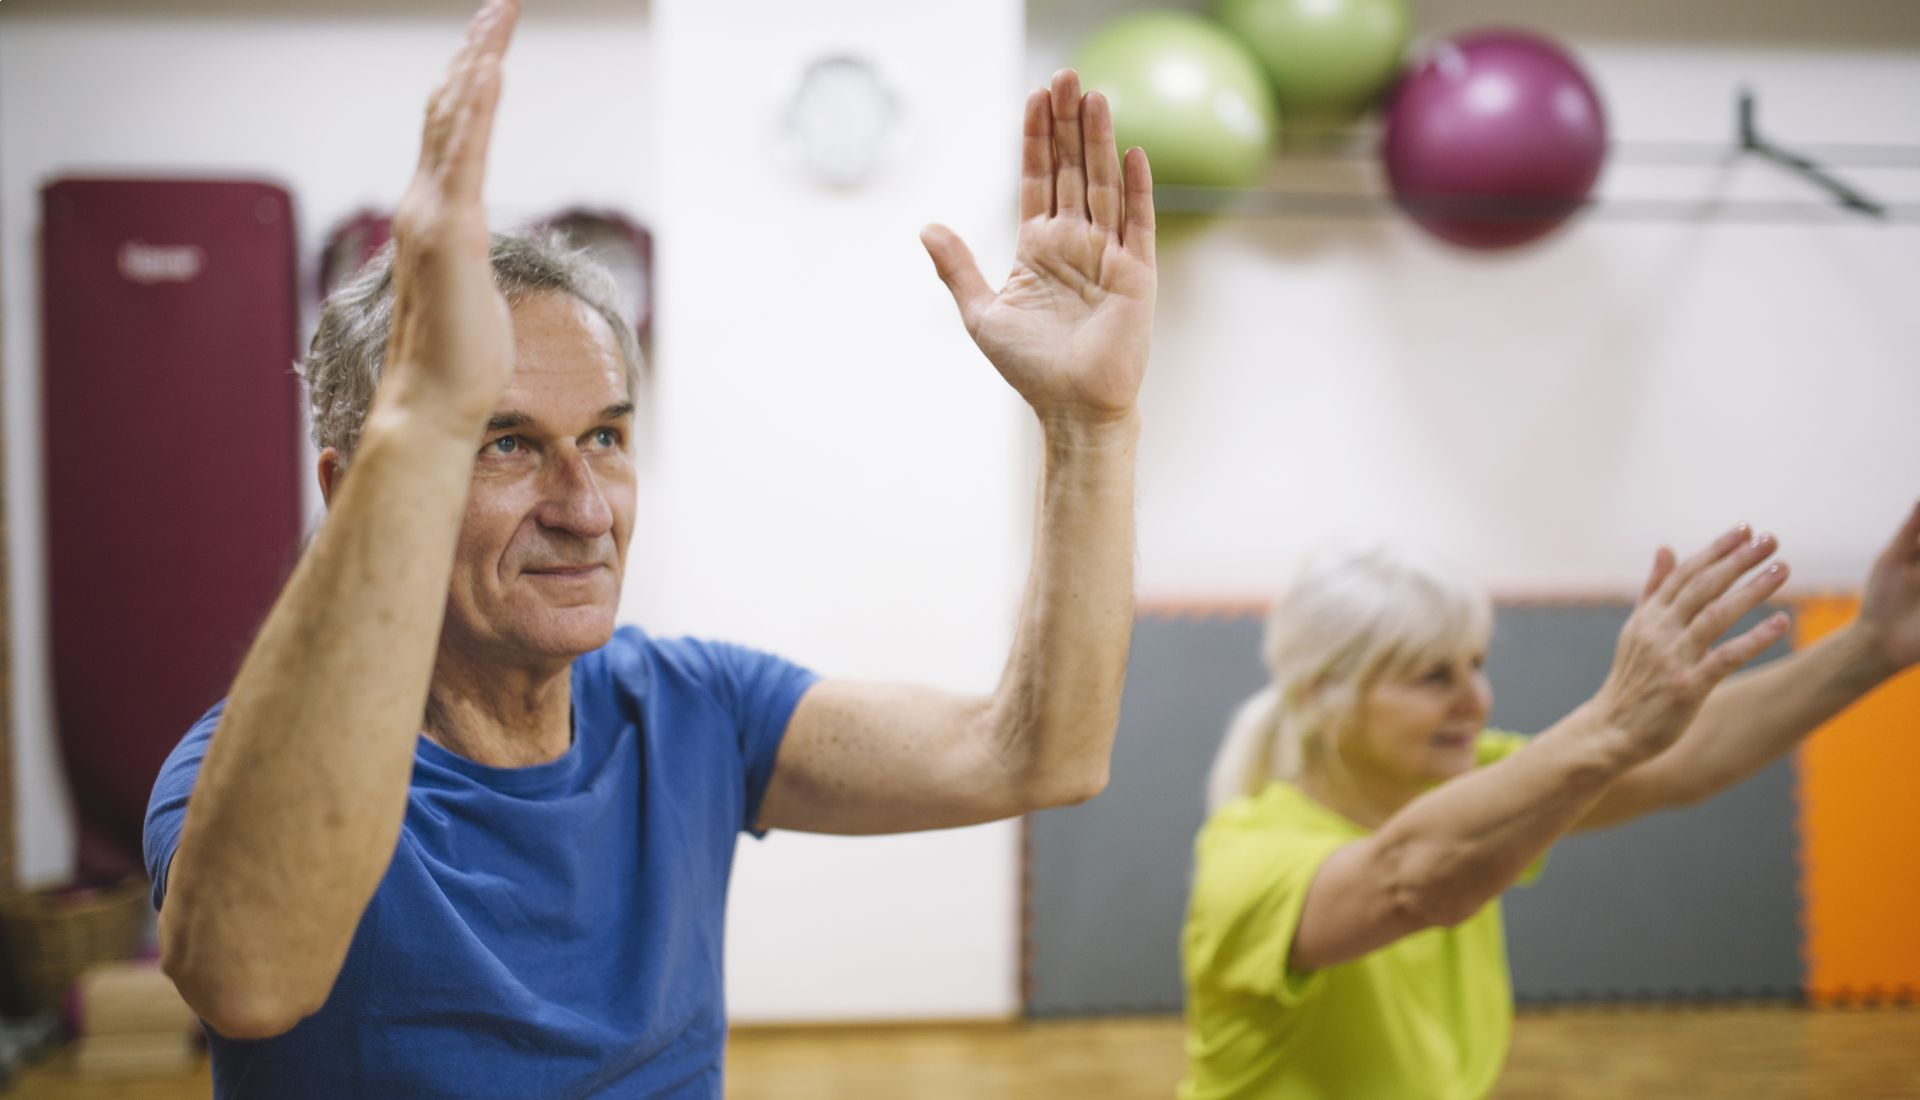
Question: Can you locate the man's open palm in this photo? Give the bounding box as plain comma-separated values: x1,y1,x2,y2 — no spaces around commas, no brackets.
923,69,1156,424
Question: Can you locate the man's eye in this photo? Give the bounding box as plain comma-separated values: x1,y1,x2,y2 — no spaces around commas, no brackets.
593,428,618,448
489,436,519,455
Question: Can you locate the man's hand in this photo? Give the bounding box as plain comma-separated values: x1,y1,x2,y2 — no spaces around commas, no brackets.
379,0,521,439
1856,500,1920,680
921,69,1155,427
755,72,1150,835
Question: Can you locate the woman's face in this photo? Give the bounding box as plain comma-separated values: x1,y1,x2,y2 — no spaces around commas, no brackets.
1350,650,1494,790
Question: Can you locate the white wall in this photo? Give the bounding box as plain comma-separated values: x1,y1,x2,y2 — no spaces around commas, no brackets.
1031,0,1920,599
647,0,1029,1024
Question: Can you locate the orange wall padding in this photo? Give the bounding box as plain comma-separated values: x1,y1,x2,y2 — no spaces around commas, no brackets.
1795,596,1920,1005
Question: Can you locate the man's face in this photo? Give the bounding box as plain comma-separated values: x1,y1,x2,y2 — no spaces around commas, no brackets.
442,290,636,665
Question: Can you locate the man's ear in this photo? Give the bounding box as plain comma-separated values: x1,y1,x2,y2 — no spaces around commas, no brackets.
318,447,343,508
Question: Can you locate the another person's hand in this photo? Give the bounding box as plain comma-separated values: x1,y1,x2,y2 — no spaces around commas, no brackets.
921,69,1156,428
1592,526,1792,761
1856,501,1920,679
379,0,522,439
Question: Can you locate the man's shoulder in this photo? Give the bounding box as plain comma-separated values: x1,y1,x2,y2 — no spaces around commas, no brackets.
576,625,702,677
586,627,788,678
571,627,750,702
572,629,816,736
164,700,228,770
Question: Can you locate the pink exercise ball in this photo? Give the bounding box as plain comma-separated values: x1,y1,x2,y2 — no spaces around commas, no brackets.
1381,29,1607,250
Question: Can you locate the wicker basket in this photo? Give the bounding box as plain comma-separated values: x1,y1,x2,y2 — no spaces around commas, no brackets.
0,880,150,1014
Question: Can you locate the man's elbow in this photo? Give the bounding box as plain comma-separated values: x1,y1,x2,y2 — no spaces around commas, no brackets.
1021,761,1111,810
169,967,318,1041
196,993,311,1042
161,921,321,1040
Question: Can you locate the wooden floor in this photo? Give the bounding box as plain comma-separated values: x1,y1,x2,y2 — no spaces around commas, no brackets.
11,1007,1920,1098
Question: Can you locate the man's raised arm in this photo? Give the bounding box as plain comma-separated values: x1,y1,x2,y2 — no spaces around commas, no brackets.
756,70,1156,834
158,0,521,1040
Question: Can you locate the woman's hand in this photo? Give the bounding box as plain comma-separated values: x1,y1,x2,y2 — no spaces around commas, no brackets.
1593,525,1793,762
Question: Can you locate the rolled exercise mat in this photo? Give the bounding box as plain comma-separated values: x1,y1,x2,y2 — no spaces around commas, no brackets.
41,178,301,880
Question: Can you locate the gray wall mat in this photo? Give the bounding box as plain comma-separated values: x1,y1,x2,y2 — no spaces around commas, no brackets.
1504,755,1803,1002
1026,604,1803,1018
1026,614,1264,1017
1484,604,1634,735
1492,605,1805,1003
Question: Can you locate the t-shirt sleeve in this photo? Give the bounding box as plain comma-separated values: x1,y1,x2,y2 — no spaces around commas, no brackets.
1474,728,1532,767
1475,728,1547,886
1187,817,1349,1007
143,702,225,912
681,639,820,835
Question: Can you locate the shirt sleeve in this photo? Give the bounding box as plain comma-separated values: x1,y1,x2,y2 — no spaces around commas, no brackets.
1186,816,1348,1007
1474,728,1532,767
143,702,225,911
679,639,820,835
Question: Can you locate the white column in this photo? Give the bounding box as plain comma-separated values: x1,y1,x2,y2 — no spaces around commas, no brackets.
645,0,1031,1021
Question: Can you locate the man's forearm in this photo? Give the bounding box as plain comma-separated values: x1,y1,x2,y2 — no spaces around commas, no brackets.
1635,624,1894,807
984,408,1138,807
161,400,476,1036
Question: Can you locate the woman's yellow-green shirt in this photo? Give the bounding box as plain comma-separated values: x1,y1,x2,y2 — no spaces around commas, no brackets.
1180,732,1534,1100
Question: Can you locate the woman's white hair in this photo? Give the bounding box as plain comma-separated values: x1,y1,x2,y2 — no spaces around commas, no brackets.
1205,546,1493,814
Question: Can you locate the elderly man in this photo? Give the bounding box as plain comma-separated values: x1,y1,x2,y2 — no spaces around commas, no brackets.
141,0,1156,1095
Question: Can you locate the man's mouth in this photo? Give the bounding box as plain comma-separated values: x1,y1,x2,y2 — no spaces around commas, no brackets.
525,564,605,577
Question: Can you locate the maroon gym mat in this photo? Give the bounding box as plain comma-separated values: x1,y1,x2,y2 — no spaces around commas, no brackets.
41,178,302,882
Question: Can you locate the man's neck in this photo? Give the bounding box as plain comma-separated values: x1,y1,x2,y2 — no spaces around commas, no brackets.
423,642,575,768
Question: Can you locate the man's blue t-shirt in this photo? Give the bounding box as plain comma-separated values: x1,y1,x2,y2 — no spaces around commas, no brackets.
143,627,818,1099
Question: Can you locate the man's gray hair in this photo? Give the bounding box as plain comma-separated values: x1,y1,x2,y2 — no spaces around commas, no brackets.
300,231,644,459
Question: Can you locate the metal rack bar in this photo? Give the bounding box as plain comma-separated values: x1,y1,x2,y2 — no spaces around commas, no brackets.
1164,92,1919,222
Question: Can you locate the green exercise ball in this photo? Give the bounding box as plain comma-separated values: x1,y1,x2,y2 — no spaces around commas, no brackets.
1072,11,1279,189
1214,0,1411,125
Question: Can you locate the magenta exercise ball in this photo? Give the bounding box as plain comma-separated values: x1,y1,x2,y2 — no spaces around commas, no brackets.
1381,29,1607,250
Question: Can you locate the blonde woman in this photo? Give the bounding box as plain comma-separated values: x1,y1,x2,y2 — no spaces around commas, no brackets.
1180,506,1920,1099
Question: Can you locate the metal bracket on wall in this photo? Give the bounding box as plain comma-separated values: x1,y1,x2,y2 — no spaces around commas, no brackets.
1737,90,1885,218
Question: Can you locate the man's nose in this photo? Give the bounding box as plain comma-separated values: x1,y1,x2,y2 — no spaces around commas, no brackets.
535,451,613,539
